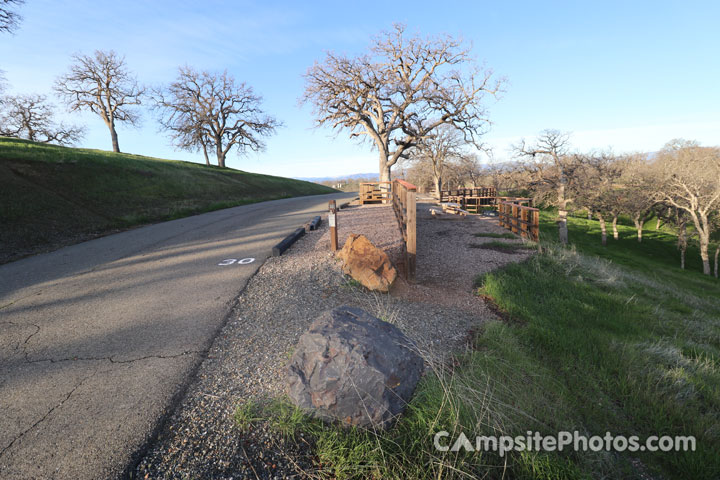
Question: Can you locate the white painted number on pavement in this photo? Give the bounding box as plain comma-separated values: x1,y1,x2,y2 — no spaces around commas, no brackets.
217,258,255,266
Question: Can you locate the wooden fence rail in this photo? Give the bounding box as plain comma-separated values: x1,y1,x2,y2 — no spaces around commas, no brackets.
360,182,392,204
391,179,417,281
498,201,539,241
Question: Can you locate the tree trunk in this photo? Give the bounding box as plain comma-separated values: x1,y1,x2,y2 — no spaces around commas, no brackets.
434,175,442,200
558,209,569,245
216,144,226,168
202,145,210,166
681,245,686,270
714,246,719,278
655,216,662,230
612,215,619,240
699,232,711,275
109,123,120,153
587,209,593,220
633,218,644,243
557,186,568,245
678,221,687,269
598,213,607,246
379,158,391,183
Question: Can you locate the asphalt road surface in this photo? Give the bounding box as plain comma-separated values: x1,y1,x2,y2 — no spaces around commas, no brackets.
0,192,354,479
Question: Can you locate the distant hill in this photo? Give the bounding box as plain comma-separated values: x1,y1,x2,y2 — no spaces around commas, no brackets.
0,137,336,263
296,172,378,182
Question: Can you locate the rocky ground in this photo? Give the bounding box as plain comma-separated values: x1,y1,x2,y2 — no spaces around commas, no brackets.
134,198,533,479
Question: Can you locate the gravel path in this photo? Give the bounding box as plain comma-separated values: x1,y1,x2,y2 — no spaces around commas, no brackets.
134,199,532,479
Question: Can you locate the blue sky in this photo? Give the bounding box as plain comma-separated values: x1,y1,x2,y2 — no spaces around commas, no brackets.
1,0,718,177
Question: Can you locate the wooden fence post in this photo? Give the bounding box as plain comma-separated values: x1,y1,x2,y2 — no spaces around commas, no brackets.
329,200,338,251
407,188,416,282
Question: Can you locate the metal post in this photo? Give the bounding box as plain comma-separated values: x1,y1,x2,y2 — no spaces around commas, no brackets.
328,200,338,251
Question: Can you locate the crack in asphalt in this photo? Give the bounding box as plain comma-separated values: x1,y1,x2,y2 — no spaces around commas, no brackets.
0,301,16,311
1,321,41,354
22,324,41,347
0,368,99,460
23,350,205,365
1,350,205,461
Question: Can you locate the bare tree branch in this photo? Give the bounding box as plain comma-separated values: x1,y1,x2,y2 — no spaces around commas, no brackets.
0,93,85,145
655,141,720,274
514,129,577,244
302,24,503,182
153,67,281,168
0,0,24,34
54,50,145,153
406,124,466,197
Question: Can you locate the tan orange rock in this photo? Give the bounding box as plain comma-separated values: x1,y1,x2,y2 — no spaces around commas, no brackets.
337,234,397,292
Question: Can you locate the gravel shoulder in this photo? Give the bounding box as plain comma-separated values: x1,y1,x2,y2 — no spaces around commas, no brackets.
134,198,533,479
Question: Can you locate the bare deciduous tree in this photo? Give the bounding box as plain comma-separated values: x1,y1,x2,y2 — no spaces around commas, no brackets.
455,154,485,188
655,141,720,275
0,0,24,33
408,125,465,197
0,70,7,96
303,24,501,183
54,50,144,153
0,93,84,145
615,157,656,243
576,153,626,245
153,67,280,168
516,130,579,244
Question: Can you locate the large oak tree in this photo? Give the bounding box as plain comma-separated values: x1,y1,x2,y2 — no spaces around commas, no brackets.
55,50,144,153
516,130,580,245
0,93,84,145
153,67,280,168
655,141,720,275
408,125,466,197
575,153,626,246
303,24,501,182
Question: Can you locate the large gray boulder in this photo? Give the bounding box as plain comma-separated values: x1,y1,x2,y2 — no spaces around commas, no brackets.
287,306,423,428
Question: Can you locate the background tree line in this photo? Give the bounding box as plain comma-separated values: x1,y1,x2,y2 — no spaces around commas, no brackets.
414,128,720,277
0,0,279,167
0,49,279,166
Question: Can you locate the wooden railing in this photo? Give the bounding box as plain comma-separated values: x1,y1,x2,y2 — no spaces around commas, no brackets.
440,187,499,213
440,187,497,203
391,179,417,281
360,182,392,204
498,200,539,241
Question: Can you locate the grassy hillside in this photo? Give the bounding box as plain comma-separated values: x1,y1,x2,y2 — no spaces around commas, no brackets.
0,137,336,263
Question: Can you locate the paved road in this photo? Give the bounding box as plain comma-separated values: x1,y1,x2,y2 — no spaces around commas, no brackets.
0,192,354,479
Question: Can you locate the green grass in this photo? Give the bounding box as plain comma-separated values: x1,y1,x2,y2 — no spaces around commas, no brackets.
539,209,717,298
474,244,720,479
473,232,517,239
468,240,537,253
0,137,335,262
252,212,719,479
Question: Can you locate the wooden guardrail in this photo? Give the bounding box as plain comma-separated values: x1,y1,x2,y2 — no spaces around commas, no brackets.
360,182,392,204
498,200,539,241
391,179,417,281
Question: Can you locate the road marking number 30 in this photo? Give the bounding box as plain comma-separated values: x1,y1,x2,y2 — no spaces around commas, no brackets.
218,258,255,266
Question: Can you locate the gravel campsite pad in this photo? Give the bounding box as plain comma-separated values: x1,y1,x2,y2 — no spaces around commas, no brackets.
135,200,533,479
